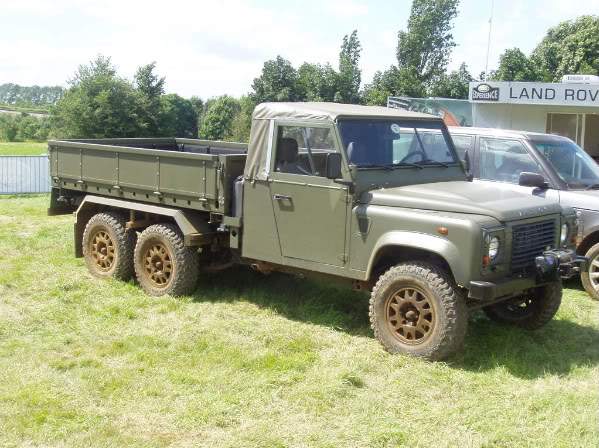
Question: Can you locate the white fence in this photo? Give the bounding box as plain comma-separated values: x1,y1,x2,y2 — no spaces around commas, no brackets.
0,155,50,194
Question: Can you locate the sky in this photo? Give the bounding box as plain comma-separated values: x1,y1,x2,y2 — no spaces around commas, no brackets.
1,0,598,99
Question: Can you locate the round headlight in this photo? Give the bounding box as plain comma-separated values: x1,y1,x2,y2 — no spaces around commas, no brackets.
488,236,500,260
560,223,568,245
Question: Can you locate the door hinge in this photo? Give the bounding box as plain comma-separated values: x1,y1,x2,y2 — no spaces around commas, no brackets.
345,195,352,204
338,253,348,263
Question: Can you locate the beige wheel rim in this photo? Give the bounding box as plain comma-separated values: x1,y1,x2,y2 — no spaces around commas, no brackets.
385,286,435,345
142,242,173,288
90,230,115,272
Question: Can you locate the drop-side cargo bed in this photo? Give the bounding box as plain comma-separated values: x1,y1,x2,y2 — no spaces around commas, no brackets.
48,137,247,214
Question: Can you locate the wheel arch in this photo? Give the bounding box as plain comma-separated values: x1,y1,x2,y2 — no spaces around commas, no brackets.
74,195,214,257
577,229,599,256
366,231,465,285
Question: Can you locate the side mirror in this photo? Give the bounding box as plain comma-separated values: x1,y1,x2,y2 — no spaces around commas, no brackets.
326,152,343,179
519,172,548,189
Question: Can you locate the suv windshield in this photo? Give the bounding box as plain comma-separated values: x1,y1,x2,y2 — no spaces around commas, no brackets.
338,119,457,168
531,138,599,189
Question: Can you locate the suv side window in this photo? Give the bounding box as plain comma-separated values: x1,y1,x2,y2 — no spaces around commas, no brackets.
451,135,473,160
479,138,541,184
274,126,336,176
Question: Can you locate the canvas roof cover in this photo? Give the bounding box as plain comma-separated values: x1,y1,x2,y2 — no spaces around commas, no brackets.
245,102,440,181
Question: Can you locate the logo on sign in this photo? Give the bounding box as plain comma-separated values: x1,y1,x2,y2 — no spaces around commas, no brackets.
472,83,499,101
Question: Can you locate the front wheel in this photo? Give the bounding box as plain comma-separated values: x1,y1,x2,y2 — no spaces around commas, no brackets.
580,242,599,300
369,263,468,361
134,223,199,296
483,282,562,329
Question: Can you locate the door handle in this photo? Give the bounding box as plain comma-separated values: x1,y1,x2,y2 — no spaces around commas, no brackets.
273,194,292,201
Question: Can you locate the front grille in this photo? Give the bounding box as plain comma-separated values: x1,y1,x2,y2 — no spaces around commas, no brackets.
511,220,556,273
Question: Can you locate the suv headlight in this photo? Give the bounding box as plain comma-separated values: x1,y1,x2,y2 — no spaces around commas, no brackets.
488,236,500,260
560,223,568,245
482,227,504,268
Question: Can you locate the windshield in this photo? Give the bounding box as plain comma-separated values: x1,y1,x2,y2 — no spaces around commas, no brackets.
531,138,599,189
338,119,458,168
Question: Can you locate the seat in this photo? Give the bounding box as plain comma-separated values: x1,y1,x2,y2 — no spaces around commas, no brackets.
496,149,538,180
276,138,310,175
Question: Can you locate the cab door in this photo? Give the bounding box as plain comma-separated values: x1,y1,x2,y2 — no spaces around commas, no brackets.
269,123,349,267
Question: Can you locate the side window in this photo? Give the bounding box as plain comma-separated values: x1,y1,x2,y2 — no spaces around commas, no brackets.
274,126,336,176
479,138,541,184
451,135,473,160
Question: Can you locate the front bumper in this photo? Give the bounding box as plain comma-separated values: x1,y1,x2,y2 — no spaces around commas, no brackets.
468,249,587,301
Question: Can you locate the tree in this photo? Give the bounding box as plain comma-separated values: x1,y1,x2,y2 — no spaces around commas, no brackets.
250,56,299,103
362,66,426,106
296,62,338,102
490,48,543,82
158,94,198,138
0,83,64,107
429,62,473,99
199,95,240,141
532,15,599,81
396,0,460,84
229,95,254,142
336,30,362,103
50,55,145,138
135,62,166,135
189,96,204,136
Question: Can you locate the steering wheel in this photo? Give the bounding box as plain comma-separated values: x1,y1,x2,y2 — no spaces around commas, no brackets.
399,150,426,163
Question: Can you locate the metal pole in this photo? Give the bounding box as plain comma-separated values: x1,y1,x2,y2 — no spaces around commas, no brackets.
485,0,494,80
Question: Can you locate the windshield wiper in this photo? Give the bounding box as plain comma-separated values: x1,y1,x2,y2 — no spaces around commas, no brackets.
356,163,394,171
585,183,599,190
391,162,424,169
416,159,449,168
356,162,424,170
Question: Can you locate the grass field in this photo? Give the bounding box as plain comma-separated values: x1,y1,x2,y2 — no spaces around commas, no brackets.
0,104,49,115
1,195,598,447
0,141,47,156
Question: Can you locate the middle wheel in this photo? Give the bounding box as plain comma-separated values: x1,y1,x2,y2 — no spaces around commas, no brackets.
134,223,199,296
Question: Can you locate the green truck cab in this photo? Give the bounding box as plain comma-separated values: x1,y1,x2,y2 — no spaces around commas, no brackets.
48,102,585,360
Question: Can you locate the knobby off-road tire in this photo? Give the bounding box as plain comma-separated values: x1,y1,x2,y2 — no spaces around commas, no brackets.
134,223,199,296
82,211,136,280
580,242,599,300
369,262,468,361
483,281,562,330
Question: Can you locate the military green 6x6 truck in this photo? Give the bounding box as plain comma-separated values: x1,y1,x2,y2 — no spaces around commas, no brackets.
48,102,585,360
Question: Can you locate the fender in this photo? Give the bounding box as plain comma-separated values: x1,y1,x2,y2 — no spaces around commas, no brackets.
366,231,468,286
74,195,214,257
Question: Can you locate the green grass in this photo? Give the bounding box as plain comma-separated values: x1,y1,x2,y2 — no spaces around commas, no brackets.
0,141,47,156
0,103,49,114
0,195,598,447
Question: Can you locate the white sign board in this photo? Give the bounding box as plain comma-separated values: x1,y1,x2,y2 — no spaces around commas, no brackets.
469,81,599,107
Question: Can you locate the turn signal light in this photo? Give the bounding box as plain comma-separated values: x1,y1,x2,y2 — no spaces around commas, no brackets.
437,226,449,235
482,255,490,267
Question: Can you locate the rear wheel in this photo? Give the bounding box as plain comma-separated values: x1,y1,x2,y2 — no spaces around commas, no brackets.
483,282,562,329
580,242,599,300
134,223,199,296
369,262,468,361
82,211,135,280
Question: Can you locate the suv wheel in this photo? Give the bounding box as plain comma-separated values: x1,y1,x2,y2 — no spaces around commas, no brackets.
369,263,468,361
483,282,562,329
82,211,136,280
134,223,199,296
580,242,599,300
